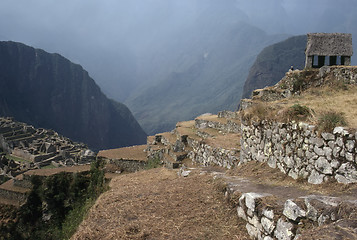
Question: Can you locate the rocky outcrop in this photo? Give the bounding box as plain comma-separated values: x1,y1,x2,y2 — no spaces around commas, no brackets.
242,35,306,99
0,41,147,150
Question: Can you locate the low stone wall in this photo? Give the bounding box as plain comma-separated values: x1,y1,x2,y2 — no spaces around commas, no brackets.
189,139,239,169
195,118,240,133
107,159,147,173
241,120,357,184
0,187,27,205
227,189,356,240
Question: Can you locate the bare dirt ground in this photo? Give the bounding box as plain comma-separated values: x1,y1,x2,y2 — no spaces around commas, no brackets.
72,167,249,240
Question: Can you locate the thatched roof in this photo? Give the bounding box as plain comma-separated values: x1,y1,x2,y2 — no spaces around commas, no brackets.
305,33,353,56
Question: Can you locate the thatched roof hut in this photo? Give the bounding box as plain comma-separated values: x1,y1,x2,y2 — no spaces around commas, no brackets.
305,33,353,68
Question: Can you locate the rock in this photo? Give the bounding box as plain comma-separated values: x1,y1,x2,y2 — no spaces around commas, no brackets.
315,157,333,175
335,163,357,184
283,199,306,221
311,137,324,148
245,192,272,212
346,140,355,152
308,169,325,184
246,223,260,239
314,146,325,156
237,206,247,221
346,152,354,162
261,216,275,234
333,127,349,136
274,218,295,240
321,132,335,141
263,208,275,220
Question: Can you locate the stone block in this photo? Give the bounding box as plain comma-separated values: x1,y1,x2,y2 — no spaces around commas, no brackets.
333,127,349,136
261,216,276,234
335,163,357,184
283,199,306,221
263,208,275,220
346,140,355,152
308,169,325,184
310,137,324,148
246,223,261,239
274,218,295,240
237,206,247,221
313,146,325,156
315,157,333,175
321,132,335,141
245,192,272,212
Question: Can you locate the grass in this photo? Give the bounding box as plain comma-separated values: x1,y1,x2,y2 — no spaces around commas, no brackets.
243,84,357,130
5,154,30,163
318,111,347,132
72,168,250,239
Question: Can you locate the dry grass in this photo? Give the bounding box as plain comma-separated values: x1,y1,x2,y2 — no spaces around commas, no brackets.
243,85,357,129
286,85,357,128
98,145,148,161
72,168,249,240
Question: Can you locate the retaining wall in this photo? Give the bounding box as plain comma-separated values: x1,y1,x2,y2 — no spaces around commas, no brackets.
241,120,357,184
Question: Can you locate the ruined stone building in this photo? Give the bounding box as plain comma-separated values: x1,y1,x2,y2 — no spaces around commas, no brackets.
305,33,353,68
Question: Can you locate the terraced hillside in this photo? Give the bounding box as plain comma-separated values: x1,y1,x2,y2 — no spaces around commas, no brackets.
77,66,357,239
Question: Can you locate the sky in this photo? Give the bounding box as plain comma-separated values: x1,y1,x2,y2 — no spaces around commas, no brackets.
1,0,357,101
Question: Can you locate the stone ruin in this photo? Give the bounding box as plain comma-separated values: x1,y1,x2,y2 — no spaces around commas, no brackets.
305,33,353,68
0,117,96,180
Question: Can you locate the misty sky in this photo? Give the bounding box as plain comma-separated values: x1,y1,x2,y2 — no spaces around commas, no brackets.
1,0,357,101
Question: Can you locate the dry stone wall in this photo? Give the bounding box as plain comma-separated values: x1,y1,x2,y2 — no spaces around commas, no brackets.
189,139,239,169
241,120,357,184
227,187,357,240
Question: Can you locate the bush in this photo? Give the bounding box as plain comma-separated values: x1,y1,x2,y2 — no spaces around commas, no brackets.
145,157,162,169
318,111,347,132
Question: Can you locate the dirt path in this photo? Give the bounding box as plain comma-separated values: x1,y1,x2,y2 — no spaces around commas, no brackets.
72,168,249,240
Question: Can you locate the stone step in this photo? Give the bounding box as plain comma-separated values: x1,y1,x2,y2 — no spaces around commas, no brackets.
205,169,357,240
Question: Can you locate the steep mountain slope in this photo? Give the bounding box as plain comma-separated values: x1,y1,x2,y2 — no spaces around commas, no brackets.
0,41,147,150
125,2,287,134
241,35,307,99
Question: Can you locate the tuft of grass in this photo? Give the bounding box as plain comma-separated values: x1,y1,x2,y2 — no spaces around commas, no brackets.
318,111,347,132
285,104,313,122
242,102,274,122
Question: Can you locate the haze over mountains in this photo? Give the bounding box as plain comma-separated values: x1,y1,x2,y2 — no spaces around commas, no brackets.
1,0,357,135
0,41,147,150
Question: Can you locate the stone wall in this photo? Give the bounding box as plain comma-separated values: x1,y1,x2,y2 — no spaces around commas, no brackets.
241,120,357,184
228,189,356,240
189,139,239,169
0,187,28,205
106,159,147,173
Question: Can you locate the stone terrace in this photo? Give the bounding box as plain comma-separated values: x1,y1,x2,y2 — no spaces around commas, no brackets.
0,117,96,180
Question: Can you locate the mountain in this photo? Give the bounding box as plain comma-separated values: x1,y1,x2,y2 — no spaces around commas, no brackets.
241,35,307,99
0,41,147,151
125,2,288,134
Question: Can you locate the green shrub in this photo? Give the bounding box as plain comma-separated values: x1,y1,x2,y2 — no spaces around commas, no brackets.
286,104,312,121
145,157,162,169
3,158,107,240
318,111,347,132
